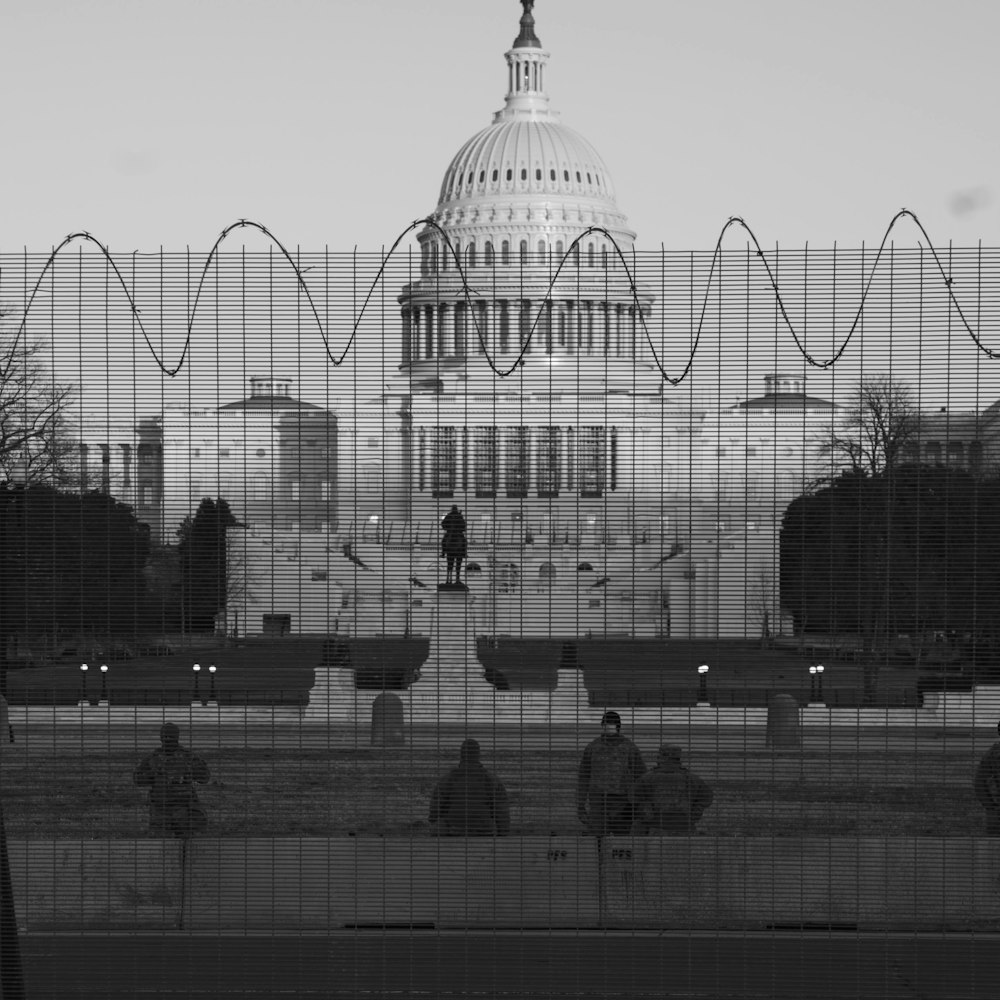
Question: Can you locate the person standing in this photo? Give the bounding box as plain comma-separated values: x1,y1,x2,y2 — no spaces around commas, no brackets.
634,744,714,835
429,739,510,836
0,693,25,999
974,721,1000,835
576,711,646,836
134,723,210,837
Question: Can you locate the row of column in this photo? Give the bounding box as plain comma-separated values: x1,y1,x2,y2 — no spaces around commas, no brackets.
402,299,647,364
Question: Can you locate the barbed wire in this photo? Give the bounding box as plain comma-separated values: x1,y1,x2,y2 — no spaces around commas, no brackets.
2,209,996,386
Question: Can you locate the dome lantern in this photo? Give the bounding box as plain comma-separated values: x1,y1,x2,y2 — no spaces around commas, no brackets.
500,0,552,121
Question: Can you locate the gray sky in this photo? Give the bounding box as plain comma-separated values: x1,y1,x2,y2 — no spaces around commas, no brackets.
1,0,998,418
3,0,997,253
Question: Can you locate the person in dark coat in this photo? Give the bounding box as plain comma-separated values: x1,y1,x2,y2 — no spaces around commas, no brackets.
440,505,468,585
134,723,210,837
429,739,510,836
576,711,646,835
634,744,714,835
974,721,1000,835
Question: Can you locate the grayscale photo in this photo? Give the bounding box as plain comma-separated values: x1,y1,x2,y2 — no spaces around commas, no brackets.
1,1,999,997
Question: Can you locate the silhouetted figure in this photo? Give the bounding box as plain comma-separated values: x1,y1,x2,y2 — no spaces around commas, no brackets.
0,694,25,999
974,720,1000,835
429,739,510,836
134,723,210,838
440,505,468,586
634,744,714,835
576,711,646,836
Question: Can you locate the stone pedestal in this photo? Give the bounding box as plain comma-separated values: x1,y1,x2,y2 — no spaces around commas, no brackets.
415,586,493,695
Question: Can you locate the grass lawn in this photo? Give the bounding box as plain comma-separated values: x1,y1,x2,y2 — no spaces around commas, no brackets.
2,744,987,840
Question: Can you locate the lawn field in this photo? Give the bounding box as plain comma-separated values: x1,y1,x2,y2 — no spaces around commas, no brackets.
2,737,990,840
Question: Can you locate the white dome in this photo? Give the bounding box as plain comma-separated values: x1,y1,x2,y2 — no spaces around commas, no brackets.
438,117,620,213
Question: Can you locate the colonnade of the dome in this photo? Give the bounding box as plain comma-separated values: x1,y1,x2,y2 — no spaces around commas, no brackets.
401,296,649,366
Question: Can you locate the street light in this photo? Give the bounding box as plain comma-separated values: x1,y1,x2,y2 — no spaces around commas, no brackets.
809,664,826,703
192,663,201,703
99,664,109,705
208,664,217,703
697,664,709,705
79,663,88,706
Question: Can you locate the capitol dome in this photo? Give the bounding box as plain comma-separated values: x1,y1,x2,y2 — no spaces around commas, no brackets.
398,1,654,394
422,0,635,252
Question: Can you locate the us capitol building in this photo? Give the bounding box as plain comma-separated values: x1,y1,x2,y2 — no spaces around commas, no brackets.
79,3,986,642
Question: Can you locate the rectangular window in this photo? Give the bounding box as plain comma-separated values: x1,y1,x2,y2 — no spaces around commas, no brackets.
537,427,562,497
474,427,499,496
505,426,530,497
310,569,328,582
579,427,606,497
320,481,331,501
432,426,457,496
291,481,300,501
219,448,230,458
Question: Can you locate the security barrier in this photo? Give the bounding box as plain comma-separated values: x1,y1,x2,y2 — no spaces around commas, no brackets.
10,837,1000,932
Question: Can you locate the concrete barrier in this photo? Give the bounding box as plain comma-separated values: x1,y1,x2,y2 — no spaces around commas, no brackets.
181,837,598,930
600,837,1000,930
9,840,181,930
11,837,1000,931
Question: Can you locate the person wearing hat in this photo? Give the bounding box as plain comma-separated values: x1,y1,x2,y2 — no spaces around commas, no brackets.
633,744,714,835
429,738,510,836
133,723,210,837
576,711,647,836
974,721,1000,835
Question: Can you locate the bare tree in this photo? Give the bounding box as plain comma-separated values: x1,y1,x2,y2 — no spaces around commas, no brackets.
827,375,918,477
0,306,75,484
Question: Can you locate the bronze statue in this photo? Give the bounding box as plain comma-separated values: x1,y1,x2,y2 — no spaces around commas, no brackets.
440,505,468,587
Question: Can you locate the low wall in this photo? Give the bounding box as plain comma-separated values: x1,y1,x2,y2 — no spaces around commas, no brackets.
10,837,1000,932
9,680,1000,728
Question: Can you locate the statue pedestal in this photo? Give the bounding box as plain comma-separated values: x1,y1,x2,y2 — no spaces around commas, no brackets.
415,586,493,695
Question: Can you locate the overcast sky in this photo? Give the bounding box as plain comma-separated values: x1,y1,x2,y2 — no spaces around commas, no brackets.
1,0,998,418
3,0,997,253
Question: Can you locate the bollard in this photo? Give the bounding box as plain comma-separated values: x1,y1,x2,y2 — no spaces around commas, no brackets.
371,692,405,746
765,692,801,749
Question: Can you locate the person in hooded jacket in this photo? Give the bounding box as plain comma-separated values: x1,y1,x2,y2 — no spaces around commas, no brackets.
634,744,714,835
429,739,510,836
134,723,210,837
974,720,1000,835
576,711,647,835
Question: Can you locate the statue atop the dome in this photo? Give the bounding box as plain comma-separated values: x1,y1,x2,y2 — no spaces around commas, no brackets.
514,0,541,49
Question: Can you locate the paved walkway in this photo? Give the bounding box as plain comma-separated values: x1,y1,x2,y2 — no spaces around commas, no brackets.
18,930,1000,998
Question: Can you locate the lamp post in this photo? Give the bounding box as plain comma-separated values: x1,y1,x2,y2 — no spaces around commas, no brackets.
809,664,826,704
79,664,88,707
208,664,217,703
192,663,201,704
99,664,109,706
697,664,709,705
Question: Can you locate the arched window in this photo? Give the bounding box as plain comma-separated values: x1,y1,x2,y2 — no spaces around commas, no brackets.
538,563,557,588
601,246,608,270
520,167,527,181
501,240,510,265
430,243,438,273
467,243,476,269
535,167,542,181
573,243,580,267
537,239,545,260
519,240,528,265
484,241,494,267
555,240,563,258
492,169,498,183
588,244,595,268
